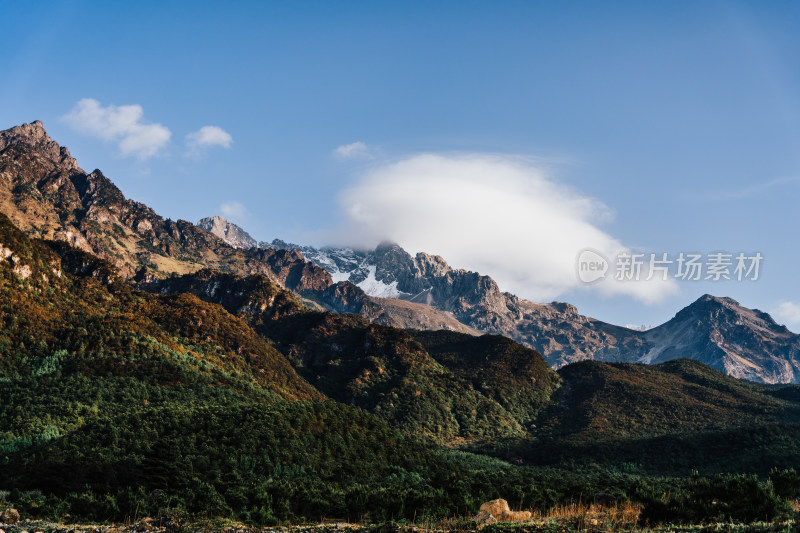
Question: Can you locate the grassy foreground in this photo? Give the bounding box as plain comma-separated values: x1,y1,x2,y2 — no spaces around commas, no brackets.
0,518,798,533
2,500,799,533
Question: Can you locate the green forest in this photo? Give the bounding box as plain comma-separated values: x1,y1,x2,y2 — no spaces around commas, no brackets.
1,211,800,528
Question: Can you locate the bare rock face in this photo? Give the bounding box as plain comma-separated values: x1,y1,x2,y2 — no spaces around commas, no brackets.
249,247,332,292
640,294,800,383
0,123,230,277
369,296,480,335
0,121,396,326
0,122,334,293
264,239,800,384
0,120,79,171
197,215,257,249
263,239,645,367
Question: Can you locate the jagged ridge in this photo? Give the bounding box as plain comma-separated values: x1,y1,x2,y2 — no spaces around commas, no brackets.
263,241,800,383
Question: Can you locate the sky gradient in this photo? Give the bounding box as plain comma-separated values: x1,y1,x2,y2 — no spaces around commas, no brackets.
1,1,799,329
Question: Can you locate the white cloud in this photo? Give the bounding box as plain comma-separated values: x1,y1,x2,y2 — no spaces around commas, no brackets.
62,98,171,159
333,141,372,160
334,153,677,304
220,201,248,221
186,126,233,151
773,302,800,331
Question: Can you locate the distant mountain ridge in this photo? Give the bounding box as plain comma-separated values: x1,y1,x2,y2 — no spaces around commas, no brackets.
0,121,480,337
2,119,798,384
640,294,800,382
0,121,388,320
254,238,800,383
260,238,646,362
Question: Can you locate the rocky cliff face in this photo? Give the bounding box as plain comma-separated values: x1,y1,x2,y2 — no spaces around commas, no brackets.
265,239,644,367
0,121,270,280
0,120,79,171
6,121,797,384
266,240,800,383
197,215,257,249
640,295,800,383
0,121,365,315
0,121,425,329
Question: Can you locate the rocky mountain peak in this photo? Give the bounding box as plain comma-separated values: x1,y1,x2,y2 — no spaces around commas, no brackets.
197,215,257,249
677,294,748,322
413,252,451,278
374,240,405,253
270,238,292,250
640,293,800,383
697,294,740,307
371,241,414,282
683,294,789,334
0,121,80,172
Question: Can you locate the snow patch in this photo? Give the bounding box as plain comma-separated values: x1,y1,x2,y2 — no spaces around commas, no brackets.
330,270,352,284
357,265,404,298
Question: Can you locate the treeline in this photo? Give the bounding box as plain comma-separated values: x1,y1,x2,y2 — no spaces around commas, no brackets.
3,374,800,526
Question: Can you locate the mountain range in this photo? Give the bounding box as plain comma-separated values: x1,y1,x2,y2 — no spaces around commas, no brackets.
2,120,799,384
200,217,800,384
3,120,800,524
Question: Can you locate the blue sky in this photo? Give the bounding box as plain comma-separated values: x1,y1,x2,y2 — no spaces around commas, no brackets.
2,1,799,329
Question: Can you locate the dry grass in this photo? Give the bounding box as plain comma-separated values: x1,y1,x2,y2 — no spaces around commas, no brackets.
530,501,643,531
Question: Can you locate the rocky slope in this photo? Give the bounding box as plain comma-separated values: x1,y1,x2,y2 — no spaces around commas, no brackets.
0,121,377,318
0,121,474,333
371,297,480,335
264,240,800,383
640,294,800,383
5,121,798,384
0,121,290,281
197,215,257,249
264,239,648,366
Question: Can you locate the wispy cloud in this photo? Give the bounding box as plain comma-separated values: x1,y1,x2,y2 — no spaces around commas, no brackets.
62,98,171,159
186,126,233,155
333,141,373,160
220,201,248,222
699,177,800,200
333,153,677,304
773,301,800,331
727,177,799,199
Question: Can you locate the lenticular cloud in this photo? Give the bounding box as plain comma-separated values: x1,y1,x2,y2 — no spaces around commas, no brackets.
336,153,676,304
